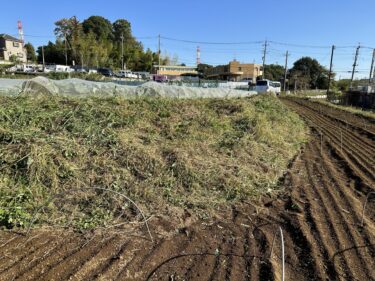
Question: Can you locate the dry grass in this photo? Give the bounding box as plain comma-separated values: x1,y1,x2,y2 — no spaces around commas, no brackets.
0,94,307,230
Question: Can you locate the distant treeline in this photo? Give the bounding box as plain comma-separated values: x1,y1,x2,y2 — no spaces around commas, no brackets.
31,16,171,71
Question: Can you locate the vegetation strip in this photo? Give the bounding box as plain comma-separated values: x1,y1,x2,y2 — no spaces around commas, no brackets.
0,94,307,231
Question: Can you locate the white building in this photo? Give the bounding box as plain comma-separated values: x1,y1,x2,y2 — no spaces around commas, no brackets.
0,34,27,63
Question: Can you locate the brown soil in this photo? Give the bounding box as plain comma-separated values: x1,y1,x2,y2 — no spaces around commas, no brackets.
0,98,374,281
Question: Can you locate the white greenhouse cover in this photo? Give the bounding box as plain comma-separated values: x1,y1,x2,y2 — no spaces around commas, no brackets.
0,77,257,99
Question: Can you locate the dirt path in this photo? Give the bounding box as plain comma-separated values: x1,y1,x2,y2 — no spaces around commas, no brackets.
0,98,374,281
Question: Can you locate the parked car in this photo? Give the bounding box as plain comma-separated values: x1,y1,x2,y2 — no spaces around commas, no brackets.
75,67,87,73
152,74,169,83
134,71,151,80
116,70,137,78
98,68,113,77
45,64,74,73
16,64,36,73
255,79,281,95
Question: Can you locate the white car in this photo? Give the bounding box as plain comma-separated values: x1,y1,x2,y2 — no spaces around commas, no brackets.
116,70,138,79
255,80,281,95
45,64,74,73
16,64,35,73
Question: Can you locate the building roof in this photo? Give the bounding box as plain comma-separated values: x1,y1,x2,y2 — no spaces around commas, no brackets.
154,65,197,69
0,34,23,43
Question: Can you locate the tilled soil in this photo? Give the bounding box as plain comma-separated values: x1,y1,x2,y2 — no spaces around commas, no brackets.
0,98,374,281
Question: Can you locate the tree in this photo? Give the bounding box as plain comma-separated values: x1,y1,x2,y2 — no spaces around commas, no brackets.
170,54,179,66
336,79,354,92
54,16,82,64
113,19,132,42
54,16,81,40
197,63,213,77
24,43,37,62
139,49,157,72
290,57,332,89
9,54,21,64
263,64,284,81
82,16,113,41
37,40,66,65
40,15,155,70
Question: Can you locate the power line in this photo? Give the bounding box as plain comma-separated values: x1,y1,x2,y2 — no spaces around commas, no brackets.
268,40,330,49
8,31,375,50
161,36,263,45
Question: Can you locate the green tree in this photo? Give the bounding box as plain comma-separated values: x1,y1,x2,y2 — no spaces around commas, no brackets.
37,41,66,65
113,19,132,42
41,15,155,71
139,49,157,72
290,57,332,89
9,54,20,64
264,64,284,81
336,79,354,92
54,16,82,64
24,43,37,62
82,16,113,40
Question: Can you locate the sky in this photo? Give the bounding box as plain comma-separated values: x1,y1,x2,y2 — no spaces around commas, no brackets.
1,0,375,78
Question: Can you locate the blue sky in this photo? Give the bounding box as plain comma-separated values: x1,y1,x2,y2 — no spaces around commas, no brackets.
1,0,375,78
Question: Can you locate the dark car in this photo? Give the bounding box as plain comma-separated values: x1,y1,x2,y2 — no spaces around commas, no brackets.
97,68,113,77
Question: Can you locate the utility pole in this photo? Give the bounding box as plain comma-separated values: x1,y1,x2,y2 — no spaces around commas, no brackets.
327,45,335,95
158,34,161,70
368,49,375,85
64,33,68,66
121,33,124,70
283,50,289,92
81,53,84,69
42,45,45,71
262,40,268,79
350,45,360,89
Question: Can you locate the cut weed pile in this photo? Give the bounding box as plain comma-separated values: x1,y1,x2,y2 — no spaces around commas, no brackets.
0,94,307,231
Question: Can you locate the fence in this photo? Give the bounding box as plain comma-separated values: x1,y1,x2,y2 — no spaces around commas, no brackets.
339,91,375,109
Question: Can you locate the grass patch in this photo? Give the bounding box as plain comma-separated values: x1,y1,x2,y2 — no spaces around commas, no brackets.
310,99,375,120
0,94,307,230
280,90,327,98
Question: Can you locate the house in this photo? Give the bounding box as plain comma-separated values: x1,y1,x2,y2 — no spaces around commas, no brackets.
0,34,27,63
152,65,198,76
204,60,263,82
